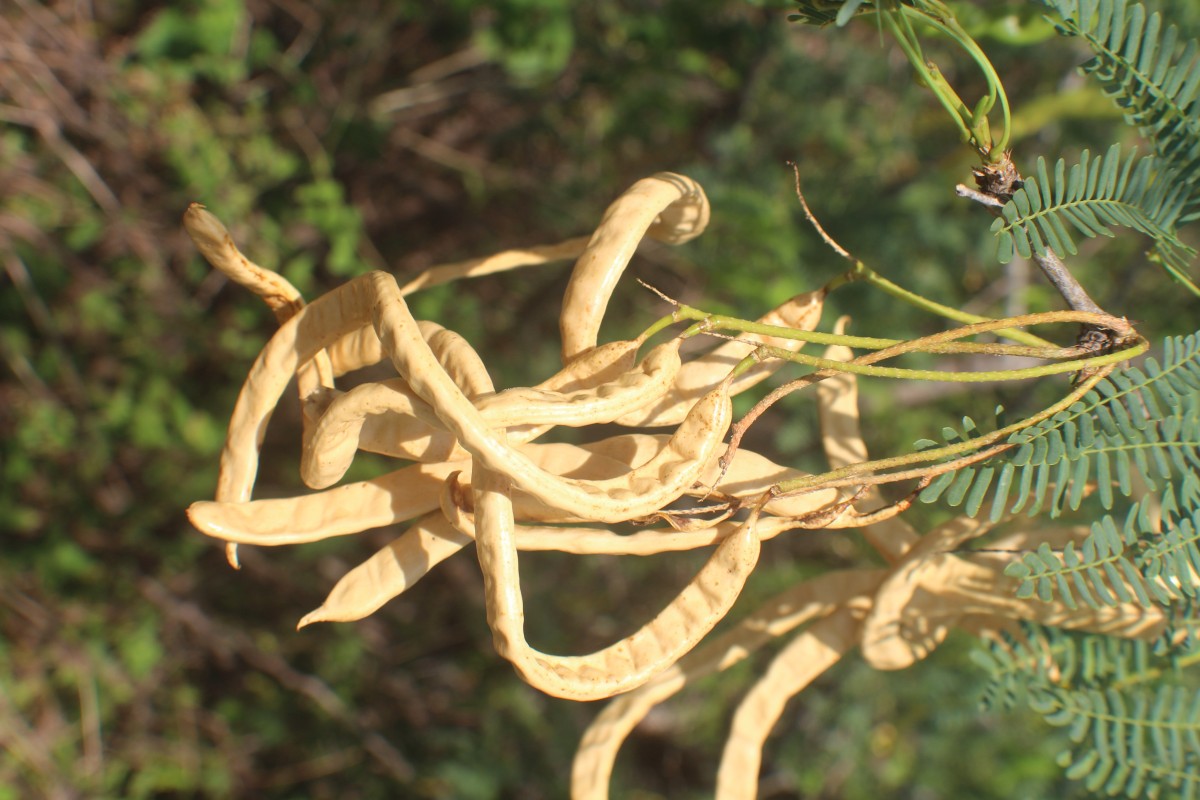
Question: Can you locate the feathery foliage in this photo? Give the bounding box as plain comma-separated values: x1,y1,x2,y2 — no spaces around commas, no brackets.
1024,0,1200,292
921,331,1200,520
1038,0,1200,216
991,146,1196,283
975,625,1200,799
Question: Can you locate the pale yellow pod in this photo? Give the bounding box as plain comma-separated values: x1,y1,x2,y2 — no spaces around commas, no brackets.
184,204,305,323
477,339,682,430
420,321,494,400
371,270,736,522
473,460,761,701
214,273,722,530
183,204,335,400
936,555,1166,643
298,512,472,627
398,236,593,296
193,441,650,555
187,204,340,566
322,322,385,377
816,318,920,563
301,378,464,489
535,339,642,393
301,319,499,488
714,610,862,800
189,459,466,546
214,275,390,509
571,570,883,800
442,478,808,555
617,290,825,427
560,173,709,362
305,340,682,491
860,515,992,670
702,445,841,519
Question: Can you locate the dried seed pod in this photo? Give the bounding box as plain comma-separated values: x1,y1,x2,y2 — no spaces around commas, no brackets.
189,459,466,545
420,321,493,400
191,439,680,559
560,173,709,362
321,322,385,377
183,204,306,324
298,512,472,626
860,515,993,670
535,339,642,393
715,610,862,800
478,339,682,430
371,275,737,520
473,460,761,701
571,570,883,800
398,236,593,295
301,378,463,488
442,477,808,555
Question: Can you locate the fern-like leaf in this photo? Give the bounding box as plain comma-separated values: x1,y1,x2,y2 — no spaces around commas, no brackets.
921,331,1200,520
1036,0,1200,291
991,145,1197,286
1031,684,1200,799
1039,0,1200,213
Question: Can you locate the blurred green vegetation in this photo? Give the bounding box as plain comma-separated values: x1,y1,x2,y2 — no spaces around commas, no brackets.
1,1,1196,797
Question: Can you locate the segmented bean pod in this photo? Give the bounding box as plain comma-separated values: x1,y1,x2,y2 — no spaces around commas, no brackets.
816,322,919,563
571,570,882,799
560,173,709,362
298,512,472,627
472,458,762,701
715,610,862,800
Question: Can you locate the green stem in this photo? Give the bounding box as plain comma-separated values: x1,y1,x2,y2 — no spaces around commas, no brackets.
829,260,1057,348
882,12,974,145
900,3,1012,157
744,341,1141,383
772,366,1120,494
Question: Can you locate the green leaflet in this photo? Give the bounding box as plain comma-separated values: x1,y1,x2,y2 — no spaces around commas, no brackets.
922,331,1200,522
990,146,1198,292
976,625,1200,799
1031,0,1200,291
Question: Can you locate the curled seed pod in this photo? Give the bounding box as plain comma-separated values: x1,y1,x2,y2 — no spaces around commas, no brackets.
560,173,709,362
617,290,825,427
860,515,992,670
192,440,656,554
702,445,841,518
214,274,387,510
715,610,861,800
298,512,472,627
301,379,464,489
370,270,736,522
442,475,806,555
535,339,642,393
478,339,682,430
322,322,385,377
420,321,494,400
183,204,335,401
184,204,306,323
571,570,883,799
472,458,762,701
398,236,593,295
215,272,723,525
187,204,343,566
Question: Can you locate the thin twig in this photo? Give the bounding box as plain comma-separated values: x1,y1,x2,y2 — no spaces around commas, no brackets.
789,161,852,260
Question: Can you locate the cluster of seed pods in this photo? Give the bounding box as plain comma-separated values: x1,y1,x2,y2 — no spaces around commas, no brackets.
186,174,1167,799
